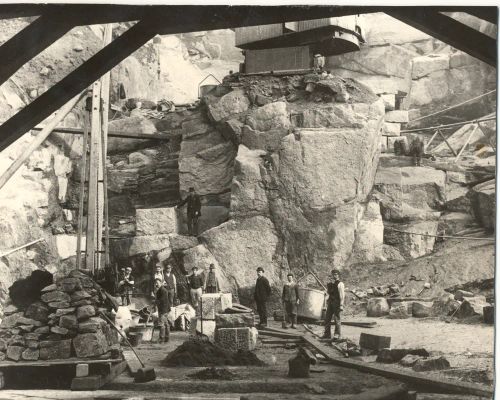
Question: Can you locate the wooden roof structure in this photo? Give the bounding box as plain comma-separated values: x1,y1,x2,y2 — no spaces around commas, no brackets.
0,5,496,153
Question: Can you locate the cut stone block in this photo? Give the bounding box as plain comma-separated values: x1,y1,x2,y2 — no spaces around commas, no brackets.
385,110,409,123
359,333,391,351
388,302,412,319
60,315,78,331
6,346,24,361
215,312,255,328
215,327,258,352
76,363,89,377
22,348,39,361
41,291,71,304
412,302,434,318
454,290,474,301
55,235,86,260
191,318,216,341
76,305,96,320
380,94,395,111
136,207,178,235
200,293,233,320
24,301,50,323
383,122,401,137
412,54,450,79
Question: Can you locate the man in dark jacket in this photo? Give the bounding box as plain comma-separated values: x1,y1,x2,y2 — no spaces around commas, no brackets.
282,273,300,329
322,269,345,340
154,278,171,343
254,267,271,328
176,187,202,236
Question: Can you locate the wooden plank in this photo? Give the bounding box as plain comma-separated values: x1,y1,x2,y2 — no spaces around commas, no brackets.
122,349,141,376
0,14,77,86
258,330,303,340
301,334,493,397
75,112,89,270
261,339,304,344
29,125,171,140
0,358,122,368
437,129,458,157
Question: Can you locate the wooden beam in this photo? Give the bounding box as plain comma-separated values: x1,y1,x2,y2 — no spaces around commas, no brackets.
301,334,493,397
0,92,85,191
0,18,159,153
33,126,170,141
0,14,77,86
387,9,496,66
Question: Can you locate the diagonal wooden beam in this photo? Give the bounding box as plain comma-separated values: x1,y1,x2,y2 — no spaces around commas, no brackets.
388,9,496,66
0,13,78,86
0,19,159,153
462,7,498,24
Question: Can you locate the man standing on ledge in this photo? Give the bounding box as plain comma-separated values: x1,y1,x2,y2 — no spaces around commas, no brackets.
254,267,271,328
322,269,345,340
176,187,201,236
204,263,220,294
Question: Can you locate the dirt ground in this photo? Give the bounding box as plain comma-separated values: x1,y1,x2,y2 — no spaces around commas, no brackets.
0,315,493,399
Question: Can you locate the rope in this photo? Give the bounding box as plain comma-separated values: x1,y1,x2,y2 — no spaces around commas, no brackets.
401,116,496,134
410,89,496,123
385,227,494,241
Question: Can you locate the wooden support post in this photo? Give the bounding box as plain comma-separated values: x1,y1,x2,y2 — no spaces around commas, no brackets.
436,128,458,157
0,91,85,191
455,124,479,163
423,129,439,153
85,80,102,275
75,111,90,270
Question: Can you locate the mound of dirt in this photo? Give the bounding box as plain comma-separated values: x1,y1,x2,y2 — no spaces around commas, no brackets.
188,367,237,380
162,339,265,367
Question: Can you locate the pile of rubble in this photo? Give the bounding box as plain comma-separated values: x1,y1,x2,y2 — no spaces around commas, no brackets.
0,270,119,362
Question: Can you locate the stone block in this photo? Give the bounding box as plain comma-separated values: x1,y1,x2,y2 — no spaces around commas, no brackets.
200,293,233,320
388,302,412,319
16,317,43,327
22,348,39,361
76,363,89,377
39,339,72,360
41,284,57,293
412,54,449,79
454,290,474,301
385,110,409,123
24,301,50,323
58,277,82,293
4,304,19,315
168,234,199,252
399,354,423,367
383,122,400,137
359,333,391,351
73,332,109,358
51,326,69,335
458,296,489,318
412,302,434,318
413,356,450,372
380,94,395,111
41,291,71,304
215,327,258,352
367,298,390,317
135,207,178,235
60,315,78,331
48,301,71,309
34,326,50,334
0,312,24,329
6,345,24,361
70,290,92,302
215,312,255,328
72,299,93,307
55,307,76,317
77,305,96,320
376,348,429,363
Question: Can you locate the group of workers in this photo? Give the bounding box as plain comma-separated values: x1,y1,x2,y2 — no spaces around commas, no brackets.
254,267,345,340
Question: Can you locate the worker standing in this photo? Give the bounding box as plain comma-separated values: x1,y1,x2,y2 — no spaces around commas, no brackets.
151,263,165,296
154,278,171,343
186,266,204,309
322,269,345,340
176,187,202,236
282,273,300,329
164,264,177,306
254,267,271,328
204,263,220,293
118,267,134,306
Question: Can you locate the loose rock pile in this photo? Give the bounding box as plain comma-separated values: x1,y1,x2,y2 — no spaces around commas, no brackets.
0,270,119,362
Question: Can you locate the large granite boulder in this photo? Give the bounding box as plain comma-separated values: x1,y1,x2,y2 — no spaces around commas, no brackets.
230,145,269,218
201,216,280,304
245,101,290,132
207,89,250,122
384,220,439,259
110,234,171,258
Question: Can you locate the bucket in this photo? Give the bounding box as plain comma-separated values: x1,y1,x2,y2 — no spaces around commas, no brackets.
199,84,218,98
128,332,143,347
131,323,155,342
297,288,326,320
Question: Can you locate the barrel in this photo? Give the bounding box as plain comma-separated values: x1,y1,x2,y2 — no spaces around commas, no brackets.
199,84,218,98
297,288,326,320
